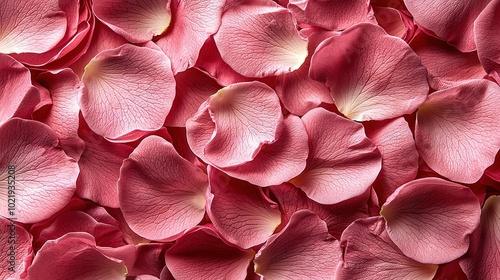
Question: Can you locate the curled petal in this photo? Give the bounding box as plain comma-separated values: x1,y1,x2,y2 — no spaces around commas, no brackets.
475,0,500,74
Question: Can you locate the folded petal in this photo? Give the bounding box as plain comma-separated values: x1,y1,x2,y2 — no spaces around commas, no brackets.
310,23,429,121
155,0,224,73
292,108,381,204
0,0,67,54
475,0,500,74
254,210,341,279
0,217,33,280
165,227,254,280
404,0,490,52
0,118,78,223
336,216,438,280
94,0,171,43
415,79,500,183
459,195,500,280
80,44,176,140
373,6,416,41
207,167,281,249
186,81,282,168
381,177,481,264
214,0,308,77
118,135,208,240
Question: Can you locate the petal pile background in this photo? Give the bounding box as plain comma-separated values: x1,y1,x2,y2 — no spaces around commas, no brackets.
1,0,499,279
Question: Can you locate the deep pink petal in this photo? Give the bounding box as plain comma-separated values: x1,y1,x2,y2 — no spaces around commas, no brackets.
80,44,176,140
155,0,224,73
292,108,381,204
310,23,428,121
254,210,341,279
0,217,33,280
129,243,171,278
415,79,500,183
373,6,415,41
207,167,281,249
475,0,500,74
165,227,254,280
381,177,481,264
214,0,308,77
0,118,78,223
118,135,208,240
336,216,438,280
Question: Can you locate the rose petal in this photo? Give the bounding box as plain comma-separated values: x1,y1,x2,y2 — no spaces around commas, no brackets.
129,243,171,277
80,44,176,140
415,79,500,183
291,108,381,204
310,23,429,121
475,0,500,74
118,135,208,240
381,177,481,264
0,217,33,280
373,6,415,41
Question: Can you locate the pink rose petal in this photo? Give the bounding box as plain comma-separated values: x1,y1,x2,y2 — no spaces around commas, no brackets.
292,108,381,204
475,0,500,74
0,217,33,280
128,243,171,277
310,23,429,121
373,6,416,41
214,0,308,77
80,44,176,140
381,177,481,264
254,210,341,279
118,135,208,240
415,79,500,184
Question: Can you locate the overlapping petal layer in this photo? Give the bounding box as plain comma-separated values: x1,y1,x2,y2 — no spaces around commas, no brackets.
475,0,500,74
0,217,33,280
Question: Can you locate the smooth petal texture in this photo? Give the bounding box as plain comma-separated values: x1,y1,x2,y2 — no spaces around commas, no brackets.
292,108,381,204
221,114,309,186
207,167,282,249
336,216,438,280
27,233,128,280
155,0,225,73
0,54,40,125
186,81,283,168
0,0,67,54
381,177,481,264
254,210,341,279
0,217,33,280
214,0,308,77
404,0,491,52
165,227,254,280
310,23,429,121
411,31,487,90
475,0,500,74
118,136,208,240
364,117,419,204
129,243,171,277
80,44,176,140
415,79,500,183
373,6,416,41
94,0,171,43
460,195,500,280
0,118,78,223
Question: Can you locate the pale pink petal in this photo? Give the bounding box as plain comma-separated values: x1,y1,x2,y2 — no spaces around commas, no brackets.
336,216,438,280
415,79,500,183
310,23,428,121
404,0,490,52
0,54,40,125
186,81,283,168
0,0,67,54
460,195,500,280
165,68,221,127
292,108,381,204
155,0,225,73
364,117,419,204
475,0,500,74
213,0,308,77
288,0,375,30
373,6,415,41
80,44,176,140
118,136,208,240
27,233,128,280
94,0,171,43
0,118,78,223
0,217,33,280
76,121,134,208
220,114,309,186
254,210,341,279
34,69,85,160
410,31,487,90
165,227,254,280
381,177,481,264
207,167,281,249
